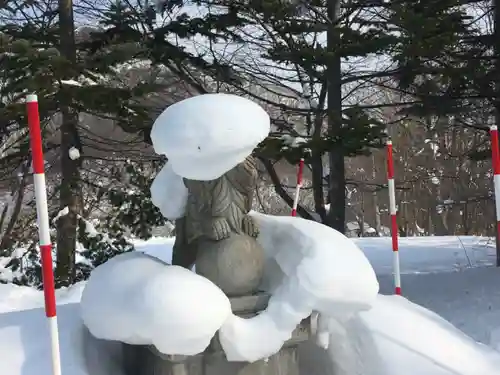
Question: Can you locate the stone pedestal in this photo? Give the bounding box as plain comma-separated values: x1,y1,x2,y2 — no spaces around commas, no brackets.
123,293,311,375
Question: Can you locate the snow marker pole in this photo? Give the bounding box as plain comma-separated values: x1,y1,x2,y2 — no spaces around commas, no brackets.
291,158,305,217
26,94,62,375
386,139,401,295
489,125,500,267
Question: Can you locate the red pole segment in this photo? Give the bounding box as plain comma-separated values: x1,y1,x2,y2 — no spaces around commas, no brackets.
26,94,62,375
490,125,500,267
291,158,305,217
386,139,401,295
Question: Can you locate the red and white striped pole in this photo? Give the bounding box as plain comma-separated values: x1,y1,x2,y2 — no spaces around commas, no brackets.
291,158,305,217
26,94,62,375
489,125,500,267
386,139,401,295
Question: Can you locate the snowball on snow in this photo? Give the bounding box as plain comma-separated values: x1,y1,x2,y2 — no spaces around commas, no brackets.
218,212,379,362
150,93,270,180
150,162,188,220
80,252,231,355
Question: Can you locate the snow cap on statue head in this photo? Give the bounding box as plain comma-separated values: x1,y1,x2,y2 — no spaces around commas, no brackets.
150,93,270,181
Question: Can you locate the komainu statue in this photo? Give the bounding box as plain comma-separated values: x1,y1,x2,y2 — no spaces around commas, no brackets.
171,156,264,296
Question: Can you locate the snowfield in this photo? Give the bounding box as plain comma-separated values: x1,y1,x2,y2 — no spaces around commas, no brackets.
1,235,500,375
355,236,496,274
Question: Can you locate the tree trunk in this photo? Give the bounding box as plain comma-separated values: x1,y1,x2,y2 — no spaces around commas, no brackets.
56,0,81,286
430,204,448,236
311,152,326,223
326,0,345,233
463,202,469,235
0,162,29,251
311,86,328,223
359,193,365,237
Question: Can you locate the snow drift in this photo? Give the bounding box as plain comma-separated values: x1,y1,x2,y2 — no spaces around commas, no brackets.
325,294,500,375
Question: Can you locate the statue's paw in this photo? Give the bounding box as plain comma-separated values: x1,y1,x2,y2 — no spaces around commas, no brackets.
242,215,259,237
210,217,231,241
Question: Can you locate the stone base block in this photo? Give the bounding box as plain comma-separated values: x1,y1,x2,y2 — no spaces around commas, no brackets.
122,293,312,375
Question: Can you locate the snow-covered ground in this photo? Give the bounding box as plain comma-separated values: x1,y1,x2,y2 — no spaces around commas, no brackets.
359,236,500,348
1,235,500,375
378,267,500,348
355,236,496,274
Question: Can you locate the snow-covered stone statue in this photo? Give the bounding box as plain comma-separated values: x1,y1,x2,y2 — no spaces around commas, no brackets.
171,155,264,296
149,94,270,297
79,93,381,375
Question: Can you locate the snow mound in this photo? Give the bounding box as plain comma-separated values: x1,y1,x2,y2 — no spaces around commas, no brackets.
0,282,84,314
325,294,500,375
0,284,41,313
80,252,231,355
151,93,270,180
218,212,379,361
150,162,187,220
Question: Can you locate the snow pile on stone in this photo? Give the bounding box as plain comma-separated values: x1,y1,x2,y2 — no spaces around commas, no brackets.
219,212,379,361
150,93,270,181
150,162,188,220
80,252,231,355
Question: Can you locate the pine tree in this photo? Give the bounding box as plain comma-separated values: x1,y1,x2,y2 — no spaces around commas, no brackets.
0,1,159,286
391,1,491,129
0,0,253,285
182,0,483,231
167,0,396,230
